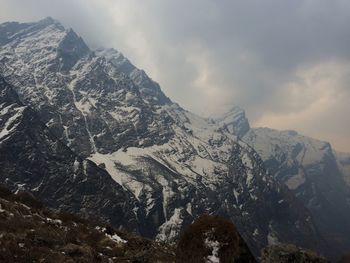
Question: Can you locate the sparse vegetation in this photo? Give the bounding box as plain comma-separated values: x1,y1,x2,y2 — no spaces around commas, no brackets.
0,185,175,263
0,185,334,263
175,214,256,263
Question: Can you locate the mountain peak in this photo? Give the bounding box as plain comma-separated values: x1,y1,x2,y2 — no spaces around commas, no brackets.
36,16,65,30
39,16,55,24
0,17,90,73
0,17,65,47
95,47,171,104
216,106,250,138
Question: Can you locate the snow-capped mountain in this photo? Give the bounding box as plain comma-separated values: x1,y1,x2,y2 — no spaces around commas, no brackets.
0,18,331,258
216,107,350,257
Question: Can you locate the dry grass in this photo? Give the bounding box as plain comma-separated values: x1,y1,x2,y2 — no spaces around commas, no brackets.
0,184,175,263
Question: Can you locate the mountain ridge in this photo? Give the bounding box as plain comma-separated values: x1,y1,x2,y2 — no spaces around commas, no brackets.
217,106,350,257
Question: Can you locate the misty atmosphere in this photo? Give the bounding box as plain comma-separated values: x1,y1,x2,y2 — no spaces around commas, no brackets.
0,1,349,262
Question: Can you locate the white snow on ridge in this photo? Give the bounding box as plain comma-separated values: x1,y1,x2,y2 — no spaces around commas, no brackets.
242,127,333,190
0,106,25,141
87,102,255,202
243,128,329,166
95,48,128,68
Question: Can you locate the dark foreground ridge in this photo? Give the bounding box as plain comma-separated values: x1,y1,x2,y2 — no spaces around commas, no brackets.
0,185,330,263
0,185,175,263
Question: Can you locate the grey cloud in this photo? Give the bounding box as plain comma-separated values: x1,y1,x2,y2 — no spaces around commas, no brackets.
0,0,349,150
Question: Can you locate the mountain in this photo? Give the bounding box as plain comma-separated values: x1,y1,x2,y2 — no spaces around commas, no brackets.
217,107,350,257
0,18,330,258
0,76,139,230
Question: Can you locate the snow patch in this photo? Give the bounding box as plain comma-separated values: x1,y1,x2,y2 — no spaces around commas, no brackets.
157,208,183,241
108,233,127,244
205,238,221,263
0,106,25,141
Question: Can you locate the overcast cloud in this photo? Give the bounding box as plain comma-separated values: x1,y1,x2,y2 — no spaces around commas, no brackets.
0,0,349,151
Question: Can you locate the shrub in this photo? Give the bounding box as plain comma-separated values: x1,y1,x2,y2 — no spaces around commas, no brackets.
175,214,256,263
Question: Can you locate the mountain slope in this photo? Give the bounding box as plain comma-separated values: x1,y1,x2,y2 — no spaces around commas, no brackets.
242,128,350,256
0,76,139,231
215,108,350,258
0,18,329,258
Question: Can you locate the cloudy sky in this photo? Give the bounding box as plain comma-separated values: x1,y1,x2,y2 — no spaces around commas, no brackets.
1,0,350,151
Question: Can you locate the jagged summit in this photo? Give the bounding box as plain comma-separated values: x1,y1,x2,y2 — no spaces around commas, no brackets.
0,16,65,45
95,47,171,104
215,106,250,138
0,17,171,104
37,16,63,27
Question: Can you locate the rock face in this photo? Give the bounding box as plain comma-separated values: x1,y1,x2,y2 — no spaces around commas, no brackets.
0,18,330,258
